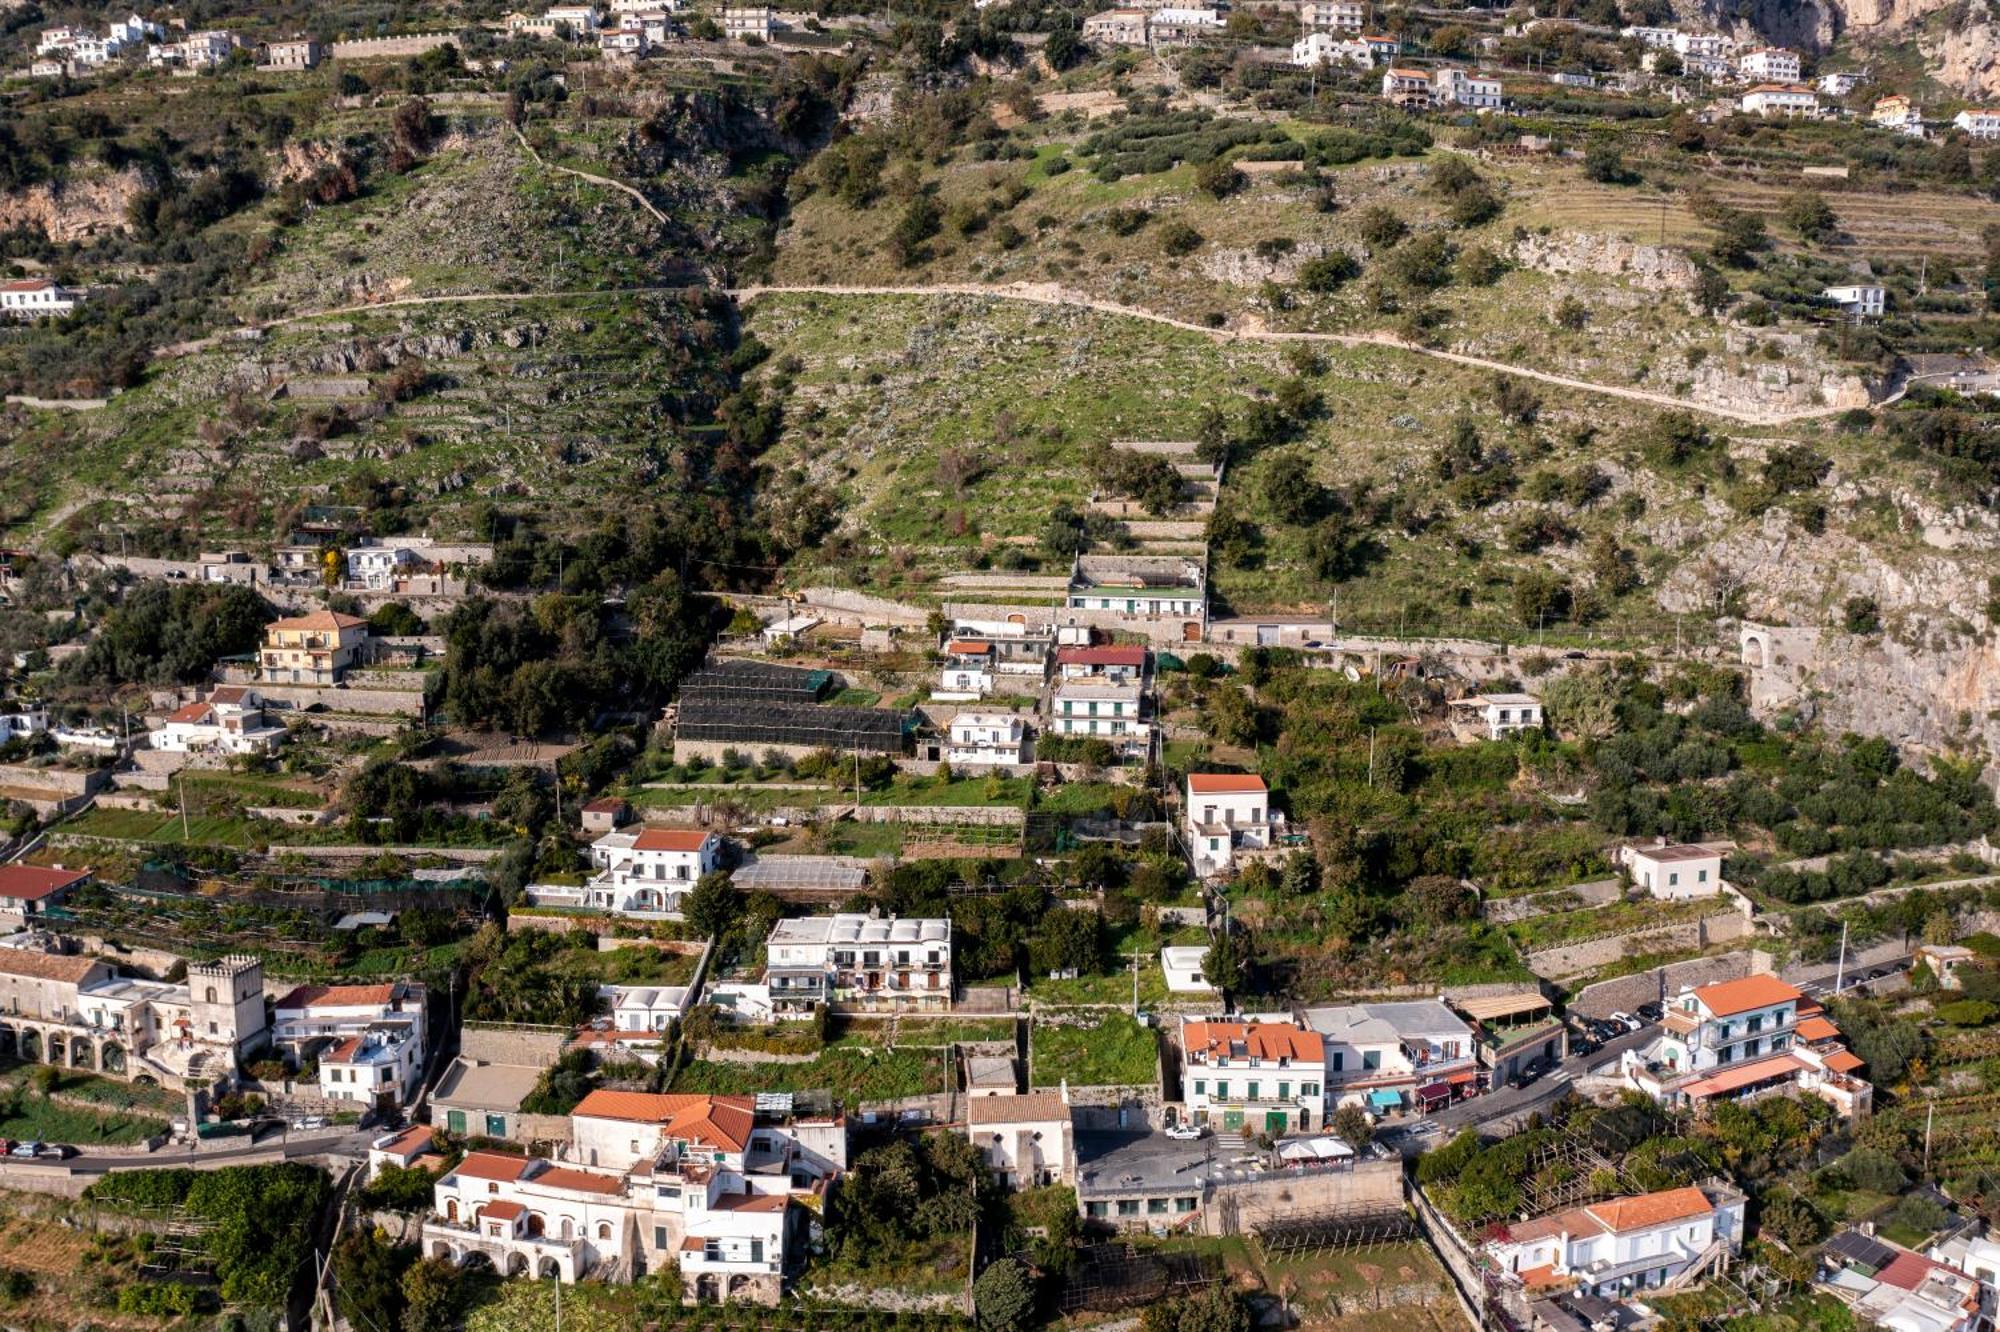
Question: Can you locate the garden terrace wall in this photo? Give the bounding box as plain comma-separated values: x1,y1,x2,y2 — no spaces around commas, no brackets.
1569,950,1768,1020
1202,1157,1405,1238
1522,911,1754,982
0,764,105,796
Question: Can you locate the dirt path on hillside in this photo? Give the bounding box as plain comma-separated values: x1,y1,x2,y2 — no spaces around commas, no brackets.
735,282,1894,428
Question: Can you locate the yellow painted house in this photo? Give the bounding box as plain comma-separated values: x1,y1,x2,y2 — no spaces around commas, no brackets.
259,610,367,685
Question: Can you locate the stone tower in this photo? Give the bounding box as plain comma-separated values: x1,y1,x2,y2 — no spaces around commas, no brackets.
187,955,267,1059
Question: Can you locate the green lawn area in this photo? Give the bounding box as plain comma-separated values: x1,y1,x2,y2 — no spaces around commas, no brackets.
172,771,330,811
1030,1011,1159,1089
1027,965,1170,1008
670,1047,947,1103
0,1088,168,1145
828,687,882,707
61,807,330,848
2,1069,180,1116
1031,782,1128,815
832,1017,1016,1047
860,775,1029,808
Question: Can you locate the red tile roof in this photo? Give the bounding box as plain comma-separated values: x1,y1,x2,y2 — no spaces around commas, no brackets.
379,1125,436,1157
946,640,993,655
0,950,102,983
0,279,54,293
1822,1050,1865,1074
711,1192,790,1212
582,797,628,814
1585,1187,1712,1232
1187,773,1267,795
267,610,367,632
1181,1019,1320,1064
452,1151,535,1182
1680,1053,1806,1098
1692,974,1803,1017
0,865,89,902
631,828,713,853
1796,1016,1842,1042
325,1036,364,1063
570,1091,754,1152
274,982,397,1011
165,701,213,725
533,1165,626,1195
478,1200,526,1222
1875,1251,1946,1292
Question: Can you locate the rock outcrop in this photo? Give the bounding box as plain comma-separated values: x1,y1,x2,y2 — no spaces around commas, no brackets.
0,168,145,242
1510,231,1700,292
1677,0,2000,96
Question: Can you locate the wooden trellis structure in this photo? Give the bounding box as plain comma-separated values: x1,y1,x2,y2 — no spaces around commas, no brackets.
1250,1206,1419,1261
1056,1243,1224,1315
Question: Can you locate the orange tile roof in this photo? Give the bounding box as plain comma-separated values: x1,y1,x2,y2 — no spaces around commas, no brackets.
274,983,397,1011
1519,1264,1567,1289
1187,773,1267,795
478,1200,526,1221
165,701,213,725
1822,1050,1865,1074
0,279,54,293
380,1125,436,1157
0,864,89,901
267,610,367,632
1692,974,1803,1017
0,950,102,983
1796,1016,1842,1042
326,1036,364,1063
570,1091,754,1152
945,640,992,655
1585,1187,1712,1232
453,1151,535,1182
711,1192,789,1213
1181,1020,1320,1064
1680,1052,1806,1098
631,828,713,853
533,1165,626,1195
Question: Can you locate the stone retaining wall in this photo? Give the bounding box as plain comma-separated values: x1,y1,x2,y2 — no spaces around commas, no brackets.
1523,911,1754,981
1568,949,1771,1019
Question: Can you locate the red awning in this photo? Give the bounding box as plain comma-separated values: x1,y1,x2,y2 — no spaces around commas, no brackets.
1418,1083,1451,1102
1445,1069,1478,1085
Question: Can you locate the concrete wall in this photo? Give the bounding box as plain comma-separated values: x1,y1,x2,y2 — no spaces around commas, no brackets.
1202,1158,1405,1237
1568,949,1771,1019
1523,911,1754,981
1485,879,1622,925
329,31,460,58
258,684,426,717
0,764,106,796
458,1024,568,1068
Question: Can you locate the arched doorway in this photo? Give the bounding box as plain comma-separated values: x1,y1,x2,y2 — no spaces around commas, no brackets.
431,1241,455,1262
459,1252,494,1273
727,1274,753,1300
505,1253,528,1277
70,1038,92,1069
537,1256,561,1279
19,1030,41,1063
1742,633,1767,669
446,1200,459,1222
100,1044,125,1074
0,1024,15,1058
559,1218,573,1240
526,1213,545,1237
44,1034,63,1066
695,1275,721,1303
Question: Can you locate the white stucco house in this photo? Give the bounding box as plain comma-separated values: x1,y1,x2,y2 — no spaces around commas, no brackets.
1620,842,1726,900
945,712,1028,767
1485,1185,1746,1300
1185,773,1280,876
1446,692,1543,741
149,687,288,756
966,1091,1076,1188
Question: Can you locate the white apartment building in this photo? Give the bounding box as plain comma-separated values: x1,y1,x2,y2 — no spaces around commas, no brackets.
0,949,266,1088
1293,31,1370,67
1433,66,1503,109
936,639,997,698
1622,975,1873,1118
1180,1018,1326,1134
1818,71,1864,96
0,279,81,319
1050,680,1144,753
721,6,773,39
1303,1000,1480,1115
150,30,237,67
1823,284,1885,318
149,686,288,756
319,1025,424,1107
1446,692,1543,741
764,913,951,1016
1148,7,1221,45
945,712,1028,767
1737,47,1801,82
272,981,428,1068
967,1091,1076,1188
1381,66,1434,107
600,24,647,51
424,1091,844,1302
1185,773,1279,876
1299,0,1366,31
1066,554,1206,623
1740,84,1819,117
1953,108,2000,139
609,984,691,1042
1082,8,1150,45
1621,842,1726,900
1485,1185,1746,1300
581,827,724,915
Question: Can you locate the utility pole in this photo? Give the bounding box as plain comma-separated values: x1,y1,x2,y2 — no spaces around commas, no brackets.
1924,1095,1935,1173
1834,919,1849,993
179,776,190,841
1367,727,1377,788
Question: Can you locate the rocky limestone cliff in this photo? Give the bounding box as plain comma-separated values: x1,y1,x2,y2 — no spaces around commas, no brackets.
1510,231,1700,292
1656,471,2000,775
0,168,144,242
1676,0,2000,95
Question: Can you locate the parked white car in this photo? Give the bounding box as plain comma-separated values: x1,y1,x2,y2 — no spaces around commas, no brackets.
1165,1123,1205,1141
